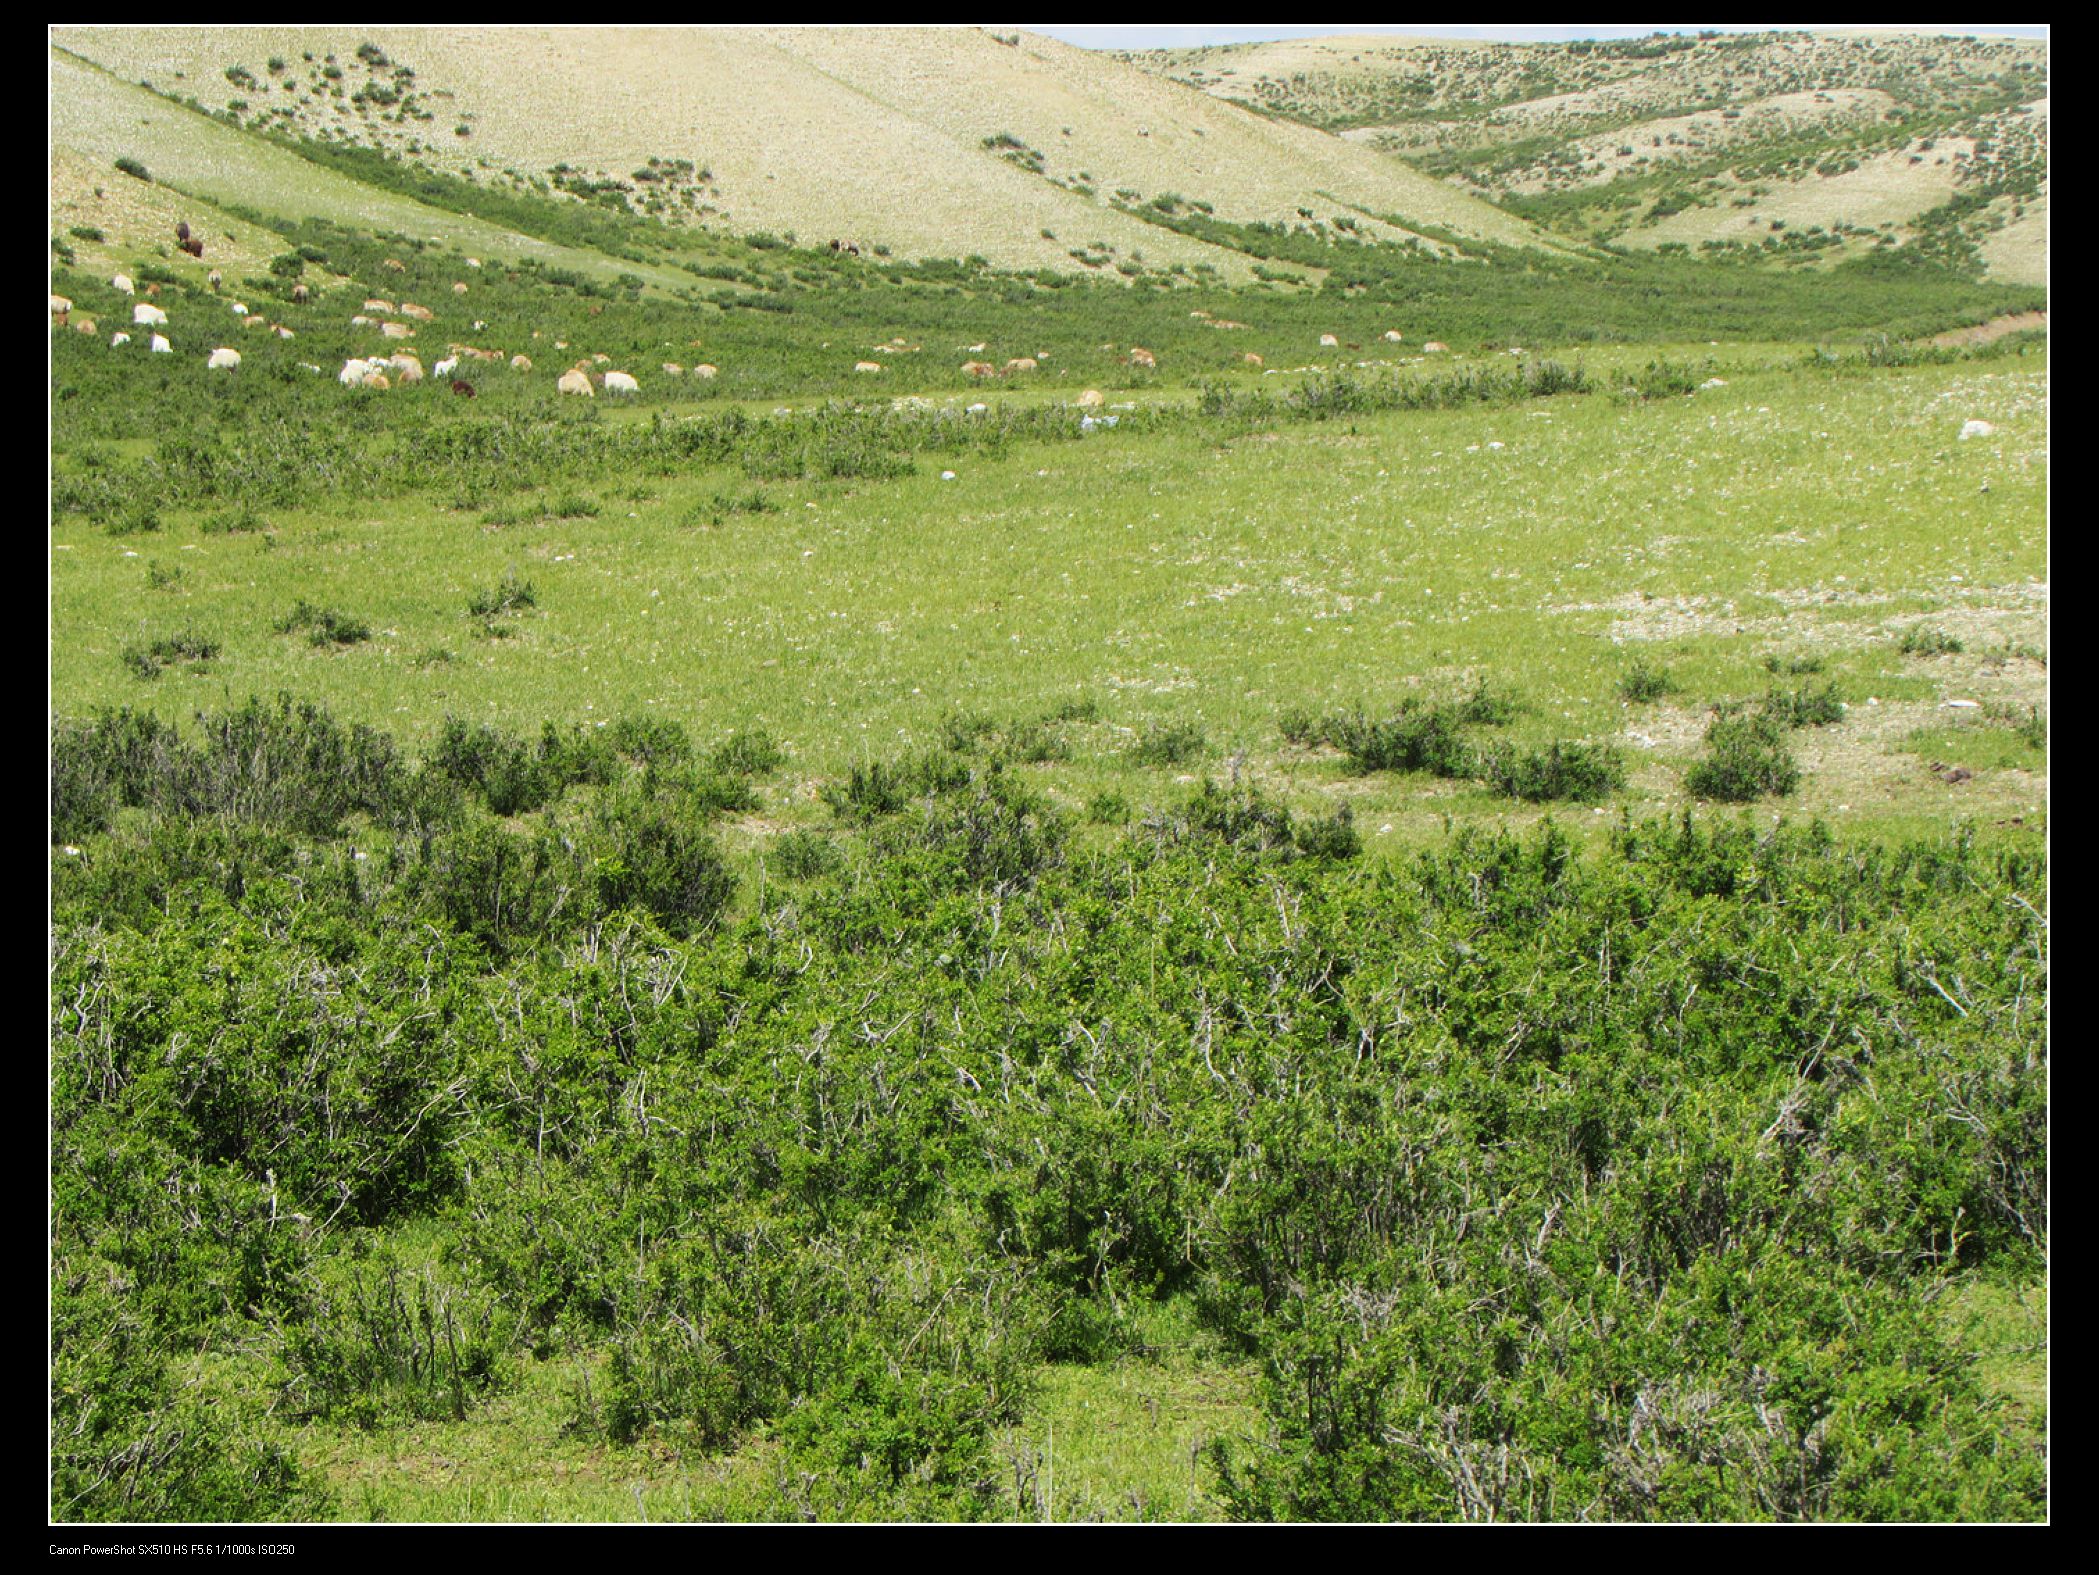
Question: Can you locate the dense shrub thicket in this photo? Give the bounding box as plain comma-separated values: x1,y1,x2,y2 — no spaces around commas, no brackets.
50,701,2047,1521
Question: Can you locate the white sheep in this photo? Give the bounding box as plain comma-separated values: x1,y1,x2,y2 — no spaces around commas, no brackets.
111,274,135,296
150,334,172,354
132,303,168,327
603,370,639,395
110,332,131,347
207,347,241,370
433,356,460,379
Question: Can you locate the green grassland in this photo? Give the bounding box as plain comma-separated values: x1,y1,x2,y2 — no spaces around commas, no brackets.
50,65,2045,1522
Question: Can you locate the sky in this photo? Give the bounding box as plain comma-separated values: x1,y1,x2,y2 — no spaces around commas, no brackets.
1026,23,2048,49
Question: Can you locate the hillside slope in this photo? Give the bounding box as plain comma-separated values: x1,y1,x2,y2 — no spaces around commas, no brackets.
1133,29,2046,278
49,26,1558,279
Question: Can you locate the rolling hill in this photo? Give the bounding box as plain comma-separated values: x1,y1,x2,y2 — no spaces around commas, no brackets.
49,26,1559,282
1129,29,2047,279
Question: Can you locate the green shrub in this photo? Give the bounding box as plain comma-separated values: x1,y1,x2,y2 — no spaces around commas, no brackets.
773,828,841,880
275,600,371,647
121,631,218,680
1686,711,1800,800
1899,626,1965,657
1483,739,1627,802
1619,658,1677,702
1327,702,1475,777
710,729,785,777
1129,720,1208,768
1762,680,1846,728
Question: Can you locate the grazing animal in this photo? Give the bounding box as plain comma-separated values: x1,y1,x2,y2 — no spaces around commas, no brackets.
149,334,171,354
382,258,405,272
1319,333,1340,348
433,357,460,379
591,353,611,365
511,354,533,371
603,370,639,395
364,300,395,313
1004,357,1038,373
557,368,593,397
450,379,476,398
400,302,434,321
110,332,131,347
854,361,883,373
339,357,372,385
661,363,683,376
964,342,987,353
380,321,415,340
388,353,424,384
111,274,134,296
961,361,995,378
692,364,718,379
1382,330,1404,343
452,281,469,295
1422,341,1449,353
244,315,269,329
50,295,72,325
465,257,481,268
178,237,204,259
131,303,167,327
229,301,248,317
1128,347,1156,368
1243,353,1264,367
73,317,97,335
290,283,309,304
208,270,223,292
145,283,160,297
176,221,190,242
365,372,390,390
1076,389,1105,408
274,324,295,338
207,347,241,370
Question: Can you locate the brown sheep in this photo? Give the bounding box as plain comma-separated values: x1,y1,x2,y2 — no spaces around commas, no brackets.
382,258,406,272
961,361,996,378
450,379,476,398
1128,347,1157,368
290,283,309,305
1004,357,1038,374
1243,353,1264,367
399,302,434,322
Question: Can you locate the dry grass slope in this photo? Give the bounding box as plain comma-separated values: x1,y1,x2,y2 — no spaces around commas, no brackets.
49,26,1556,276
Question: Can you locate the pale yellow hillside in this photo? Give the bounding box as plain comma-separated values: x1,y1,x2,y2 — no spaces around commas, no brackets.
49,25,1557,273
1625,138,1976,252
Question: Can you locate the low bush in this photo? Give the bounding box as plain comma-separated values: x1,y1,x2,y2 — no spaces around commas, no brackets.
1686,711,1800,800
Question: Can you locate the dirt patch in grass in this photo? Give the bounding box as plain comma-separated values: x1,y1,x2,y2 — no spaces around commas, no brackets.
1931,310,2048,348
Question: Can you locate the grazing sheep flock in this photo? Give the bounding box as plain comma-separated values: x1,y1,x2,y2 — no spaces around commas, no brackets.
56,228,1458,414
